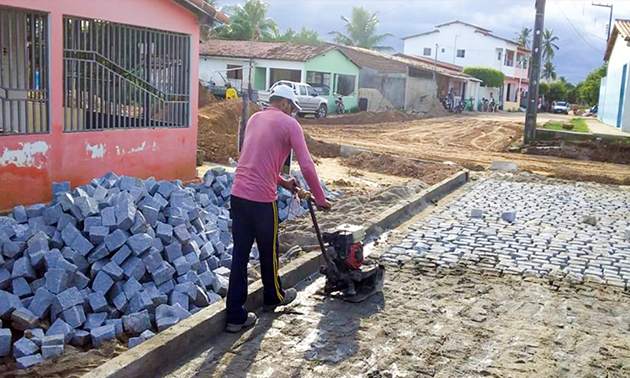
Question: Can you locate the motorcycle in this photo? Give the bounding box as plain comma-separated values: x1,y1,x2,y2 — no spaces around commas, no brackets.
335,94,345,114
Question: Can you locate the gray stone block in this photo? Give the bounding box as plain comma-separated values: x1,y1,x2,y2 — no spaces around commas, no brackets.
24,328,44,346
3,241,26,259
57,193,75,212
26,204,46,219
89,226,109,245
194,285,210,307
157,279,175,296
90,324,116,347
42,344,64,359
128,336,144,349
213,275,228,296
198,271,216,290
502,211,516,223
73,271,90,290
156,222,173,244
70,329,90,347
123,278,142,300
11,307,39,330
105,229,129,252
12,277,32,299
60,305,86,328
88,292,108,313
111,245,132,267
142,249,163,274
113,292,128,313
170,303,191,321
12,256,36,281
13,336,39,358
121,256,146,282
157,316,179,332
177,271,200,285
87,242,109,264
142,207,159,228
12,205,28,224
129,291,153,314
122,310,152,335
84,312,107,331
45,268,69,295
0,328,11,356
43,204,63,226
0,269,10,290
169,291,189,310
16,353,44,369
115,196,136,231
130,212,148,235
71,234,94,257
105,318,123,336
92,271,115,295
173,256,191,277
173,224,191,245
174,282,197,301
61,224,81,247
28,288,55,319
140,329,155,340
151,262,174,286
127,233,153,256
101,207,116,228
54,287,84,313
102,261,124,281
42,334,64,346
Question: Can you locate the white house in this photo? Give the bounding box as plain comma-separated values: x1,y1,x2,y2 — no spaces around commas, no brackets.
402,20,530,111
598,19,630,131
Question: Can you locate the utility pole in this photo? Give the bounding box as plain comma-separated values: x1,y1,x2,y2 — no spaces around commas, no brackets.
593,2,614,41
524,0,546,145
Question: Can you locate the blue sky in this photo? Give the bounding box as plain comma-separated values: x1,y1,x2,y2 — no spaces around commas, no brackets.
219,0,630,83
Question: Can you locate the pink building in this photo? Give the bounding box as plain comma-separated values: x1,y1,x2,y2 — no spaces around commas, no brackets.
0,0,226,211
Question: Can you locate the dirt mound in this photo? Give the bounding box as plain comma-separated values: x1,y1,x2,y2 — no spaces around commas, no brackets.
198,100,341,163
303,110,417,126
342,152,460,185
198,83,216,108
525,139,630,166
197,99,259,164
304,133,340,158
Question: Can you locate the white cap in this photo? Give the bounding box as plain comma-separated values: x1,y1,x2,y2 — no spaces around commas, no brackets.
270,85,302,112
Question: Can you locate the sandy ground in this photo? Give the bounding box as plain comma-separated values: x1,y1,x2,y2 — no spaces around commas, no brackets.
160,179,630,378
304,112,630,183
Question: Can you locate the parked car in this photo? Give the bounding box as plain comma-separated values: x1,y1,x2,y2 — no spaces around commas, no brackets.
552,101,569,115
258,81,329,118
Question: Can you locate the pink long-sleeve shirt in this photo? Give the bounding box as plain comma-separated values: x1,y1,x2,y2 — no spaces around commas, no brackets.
231,107,327,207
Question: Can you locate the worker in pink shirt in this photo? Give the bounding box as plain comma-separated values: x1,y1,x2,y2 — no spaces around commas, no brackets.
226,85,331,332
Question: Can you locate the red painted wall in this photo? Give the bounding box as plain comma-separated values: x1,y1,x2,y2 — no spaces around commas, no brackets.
0,0,200,211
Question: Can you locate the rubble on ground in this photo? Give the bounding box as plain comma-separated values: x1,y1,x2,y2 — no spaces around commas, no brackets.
0,167,339,369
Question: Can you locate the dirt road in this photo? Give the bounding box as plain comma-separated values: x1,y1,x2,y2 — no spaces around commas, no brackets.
304,113,630,183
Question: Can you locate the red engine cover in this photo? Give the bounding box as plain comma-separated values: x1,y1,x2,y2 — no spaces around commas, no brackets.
345,243,364,270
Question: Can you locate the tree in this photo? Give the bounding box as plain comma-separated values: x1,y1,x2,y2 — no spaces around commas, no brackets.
516,27,532,49
218,0,278,41
274,27,322,45
329,6,394,52
541,60,557,81
539,82,550,98
547,81,568,102
462,67,505,87
542,29,559,61
579,64,607,105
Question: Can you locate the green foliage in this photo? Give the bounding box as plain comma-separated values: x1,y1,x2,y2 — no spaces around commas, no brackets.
462,67,505,87
217,0,278,41
347,106,362,114
546,81,568,102
542,119,589,133
579,64,607,106
516,27,531,49
274,27,323,45
538,82,550,97
542,29,559,61
541,60,557,81
329,6,394,52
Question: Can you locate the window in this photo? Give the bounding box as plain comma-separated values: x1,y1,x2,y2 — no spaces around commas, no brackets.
306,71,331,95
423,47,431,56
63,16,191,131
441,48,445,53
456,49,465,58
335,74,356,96
227,65,243,80
298,85,307,96
0,6,50,135
307,86,317,96
497,50,502,61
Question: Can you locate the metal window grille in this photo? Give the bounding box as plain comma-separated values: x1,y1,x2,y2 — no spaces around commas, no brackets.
0,6,49,135
63,16,190,131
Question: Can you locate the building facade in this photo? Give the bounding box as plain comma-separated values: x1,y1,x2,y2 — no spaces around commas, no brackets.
0,0,222,211
199,40,360,112
599,20,630,131
402,20,530,110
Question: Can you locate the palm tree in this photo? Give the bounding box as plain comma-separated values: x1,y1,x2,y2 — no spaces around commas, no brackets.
516,27,532,49
220,0,278,41
541,60,557,81
542,29,560,61
329,7,394,52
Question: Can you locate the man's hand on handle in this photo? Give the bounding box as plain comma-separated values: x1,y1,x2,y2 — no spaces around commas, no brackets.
295,187,332,212
279,177,299,192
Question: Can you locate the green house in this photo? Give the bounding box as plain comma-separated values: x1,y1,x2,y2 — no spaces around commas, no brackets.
199,40,361,112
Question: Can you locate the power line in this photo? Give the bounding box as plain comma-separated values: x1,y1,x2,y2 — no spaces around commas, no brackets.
380,1,414,16
553,0,602,53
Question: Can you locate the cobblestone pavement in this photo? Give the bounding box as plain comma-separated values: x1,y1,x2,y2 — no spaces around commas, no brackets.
380,173,630,289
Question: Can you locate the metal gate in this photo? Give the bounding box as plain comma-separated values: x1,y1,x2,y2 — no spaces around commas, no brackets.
63,16,190,131
0,6,49,135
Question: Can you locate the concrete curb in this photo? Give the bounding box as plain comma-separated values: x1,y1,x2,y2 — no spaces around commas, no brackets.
85,170,470,378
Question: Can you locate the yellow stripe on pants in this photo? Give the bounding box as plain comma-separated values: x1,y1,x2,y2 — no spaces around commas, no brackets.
272,202,284,302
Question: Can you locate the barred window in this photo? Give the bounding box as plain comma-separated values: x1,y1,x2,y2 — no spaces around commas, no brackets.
0,6,49,135
63,16,191,131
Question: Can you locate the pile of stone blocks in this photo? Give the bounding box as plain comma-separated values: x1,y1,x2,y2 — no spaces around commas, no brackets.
276,170,342,222
0,167,239,368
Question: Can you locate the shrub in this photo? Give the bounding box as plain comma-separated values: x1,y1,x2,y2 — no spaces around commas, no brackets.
463,67,506,87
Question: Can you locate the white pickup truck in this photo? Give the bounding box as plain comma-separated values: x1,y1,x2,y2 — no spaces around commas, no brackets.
258,81,329,118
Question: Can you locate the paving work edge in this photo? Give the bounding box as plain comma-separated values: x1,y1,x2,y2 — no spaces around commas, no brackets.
85,169,469,378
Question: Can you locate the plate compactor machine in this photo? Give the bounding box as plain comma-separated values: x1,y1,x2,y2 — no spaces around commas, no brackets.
297,189,385,302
